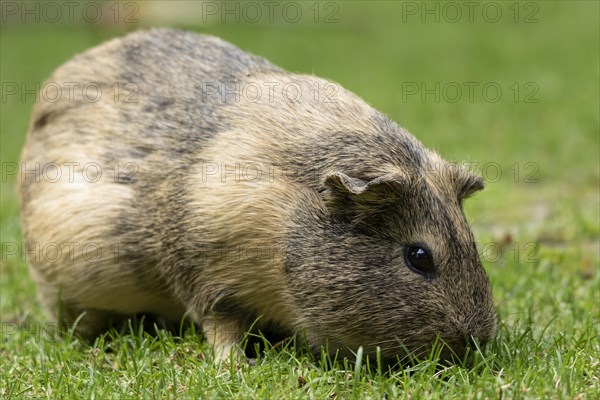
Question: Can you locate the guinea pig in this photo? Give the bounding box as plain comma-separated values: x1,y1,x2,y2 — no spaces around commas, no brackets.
19,28,497,363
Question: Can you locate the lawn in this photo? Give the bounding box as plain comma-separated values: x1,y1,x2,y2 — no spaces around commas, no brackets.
1,1,598,398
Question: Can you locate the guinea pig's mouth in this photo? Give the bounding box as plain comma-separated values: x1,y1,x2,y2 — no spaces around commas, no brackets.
368,334,490,369
408,335,489,367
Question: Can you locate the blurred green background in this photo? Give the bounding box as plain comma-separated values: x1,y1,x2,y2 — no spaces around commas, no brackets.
1,0,598,339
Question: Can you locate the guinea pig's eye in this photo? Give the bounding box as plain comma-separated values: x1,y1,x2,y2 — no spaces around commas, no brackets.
405,246,435,277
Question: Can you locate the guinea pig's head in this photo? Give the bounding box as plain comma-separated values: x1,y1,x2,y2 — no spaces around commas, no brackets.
283,161,497,365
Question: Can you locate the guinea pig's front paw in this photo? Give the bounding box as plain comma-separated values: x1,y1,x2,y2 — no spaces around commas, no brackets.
202,316,249,364
211,340,247,363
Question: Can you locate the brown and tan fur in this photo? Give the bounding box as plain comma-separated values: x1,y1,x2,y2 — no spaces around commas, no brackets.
19,29,497,362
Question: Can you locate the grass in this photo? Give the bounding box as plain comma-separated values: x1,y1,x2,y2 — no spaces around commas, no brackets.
1,1,599,398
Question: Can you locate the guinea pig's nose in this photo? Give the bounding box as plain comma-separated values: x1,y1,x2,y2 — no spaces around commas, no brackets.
462,333,488,352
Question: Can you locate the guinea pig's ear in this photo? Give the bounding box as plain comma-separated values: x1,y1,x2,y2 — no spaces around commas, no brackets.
458,174,485,201
322,172,406,222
